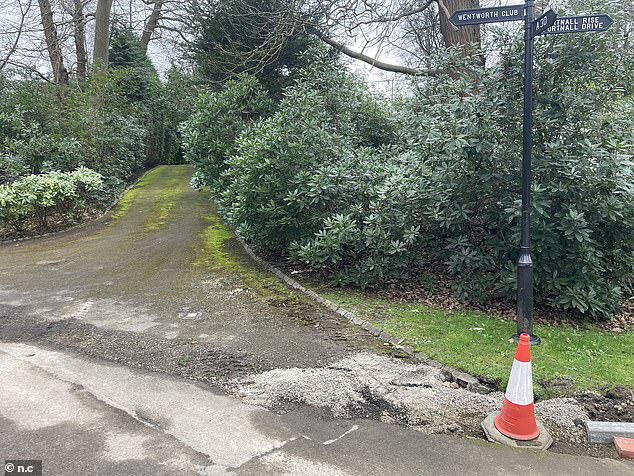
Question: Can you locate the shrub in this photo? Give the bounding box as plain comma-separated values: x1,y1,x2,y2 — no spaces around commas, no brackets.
289,149,428,286
217,49,398,253
390,30,634,317
188,24,633,318
0,76,148,188
0,83,86,181
162,67,199,164
0,168,104,234
108,25,182,168
0,41,185,189
181,74,273,191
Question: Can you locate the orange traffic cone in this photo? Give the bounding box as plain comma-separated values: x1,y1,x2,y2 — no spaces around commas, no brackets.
494,333,540,440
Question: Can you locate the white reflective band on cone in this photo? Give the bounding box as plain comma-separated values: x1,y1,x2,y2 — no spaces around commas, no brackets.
505,359,534,405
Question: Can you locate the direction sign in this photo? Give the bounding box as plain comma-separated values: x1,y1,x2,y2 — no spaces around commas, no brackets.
532,9,557,37
542,15,613,35
449,5,525,26
447,1,616,345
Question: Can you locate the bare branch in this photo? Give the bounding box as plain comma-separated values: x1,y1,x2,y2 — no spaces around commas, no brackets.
317,33,438,76
0,0,34,72
4,59,54,82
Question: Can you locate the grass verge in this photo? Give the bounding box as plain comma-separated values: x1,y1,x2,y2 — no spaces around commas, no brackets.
317,287,634,396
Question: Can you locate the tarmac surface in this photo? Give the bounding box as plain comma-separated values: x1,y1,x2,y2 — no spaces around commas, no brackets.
1,165,632,474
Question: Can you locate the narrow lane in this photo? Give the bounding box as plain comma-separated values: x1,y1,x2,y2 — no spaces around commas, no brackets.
1,342,631,475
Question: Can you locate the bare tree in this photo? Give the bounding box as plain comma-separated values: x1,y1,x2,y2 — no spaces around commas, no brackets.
1,0,182,80
72,0,88,79
2,0,486,81
399,5,443,59
438,0,480,51
318,0,482,73
93,0,113,70
37,0,69,83
140,0,163,52
179,0,482,79
317,34,438,76
0,0,35,72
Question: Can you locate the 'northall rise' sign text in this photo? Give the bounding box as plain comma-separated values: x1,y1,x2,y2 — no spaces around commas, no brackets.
543,15,613,34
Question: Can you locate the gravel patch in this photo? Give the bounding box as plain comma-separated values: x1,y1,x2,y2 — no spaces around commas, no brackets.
230,352,589,443
234,367,366,417
535,398,588,444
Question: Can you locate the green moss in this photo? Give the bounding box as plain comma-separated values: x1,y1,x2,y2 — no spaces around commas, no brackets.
176,353,193,367
111,184,145,221
144,167,190,232
195,217,236,268
110,165,190,233
195,213,306,309
318,287,634,396
111,167,164,221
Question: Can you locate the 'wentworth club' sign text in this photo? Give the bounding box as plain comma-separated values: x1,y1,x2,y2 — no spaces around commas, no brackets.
449,5,525,26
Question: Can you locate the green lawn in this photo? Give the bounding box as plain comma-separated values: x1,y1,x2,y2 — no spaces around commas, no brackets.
318,287,634,396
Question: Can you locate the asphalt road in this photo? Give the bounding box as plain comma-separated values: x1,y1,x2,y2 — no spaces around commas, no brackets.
1,165,632,475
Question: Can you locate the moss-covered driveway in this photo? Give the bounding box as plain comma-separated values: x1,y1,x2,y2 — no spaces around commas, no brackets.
0,165,387,373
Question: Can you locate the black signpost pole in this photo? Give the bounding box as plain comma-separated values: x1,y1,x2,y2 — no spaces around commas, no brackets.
514,0,539,344
449,4,612,345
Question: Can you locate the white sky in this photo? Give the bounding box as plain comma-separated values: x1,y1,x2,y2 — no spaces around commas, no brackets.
0,0,579,90
344,0,549,95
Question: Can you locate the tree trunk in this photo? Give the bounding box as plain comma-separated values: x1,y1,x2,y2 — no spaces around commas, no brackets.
140,0,164,52
438,0,481,53
73,0,87,80
93,0,114,71
37,0,69,83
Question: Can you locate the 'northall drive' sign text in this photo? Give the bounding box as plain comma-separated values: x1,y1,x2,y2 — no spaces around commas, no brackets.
543,15,613,34
449,5,525,26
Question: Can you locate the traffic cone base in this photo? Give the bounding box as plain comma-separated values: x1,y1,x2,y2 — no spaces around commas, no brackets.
482,412,552,451
494,399,539,440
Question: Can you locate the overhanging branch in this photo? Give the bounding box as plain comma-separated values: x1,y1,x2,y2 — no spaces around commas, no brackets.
316,33,439,76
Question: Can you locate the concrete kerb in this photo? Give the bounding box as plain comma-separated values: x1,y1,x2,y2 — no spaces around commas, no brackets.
232,233,495,396
585,421,634,444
